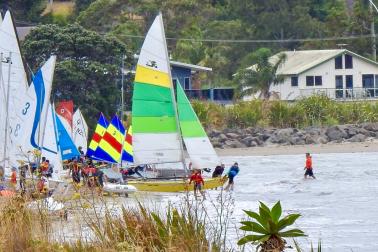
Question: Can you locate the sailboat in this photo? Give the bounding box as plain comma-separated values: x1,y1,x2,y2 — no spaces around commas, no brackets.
0,11,29,172
72,108,89,153
127,13,226,192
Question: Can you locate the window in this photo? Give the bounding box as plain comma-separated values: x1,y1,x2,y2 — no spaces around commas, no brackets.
315,76,322,86
346,75,353,98
345,54,353,69
363,74,374,97
184,77,190,90
291,76,298,87
306,76,314,86
335,55,343,69
335,75,343,98
345,75,353,88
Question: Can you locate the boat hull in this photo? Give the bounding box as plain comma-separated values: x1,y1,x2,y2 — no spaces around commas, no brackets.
128,176,227,192
103,183,137,194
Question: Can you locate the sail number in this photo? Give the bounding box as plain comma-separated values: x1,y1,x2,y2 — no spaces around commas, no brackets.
22,102,30,115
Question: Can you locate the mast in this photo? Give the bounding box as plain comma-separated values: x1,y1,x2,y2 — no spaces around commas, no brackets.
158,13,188,176
120,54,125,167
3,52,12,173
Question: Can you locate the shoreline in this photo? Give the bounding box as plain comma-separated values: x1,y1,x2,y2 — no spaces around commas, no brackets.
216,140,378,156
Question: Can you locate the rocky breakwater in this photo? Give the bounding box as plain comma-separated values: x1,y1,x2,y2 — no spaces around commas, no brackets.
208,123,378,149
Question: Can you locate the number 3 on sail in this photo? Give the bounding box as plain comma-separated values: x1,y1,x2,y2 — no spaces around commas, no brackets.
22,102,30,115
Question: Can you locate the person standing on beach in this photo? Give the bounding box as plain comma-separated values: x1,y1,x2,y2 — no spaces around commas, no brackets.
304,153,316,179
225,162,240,191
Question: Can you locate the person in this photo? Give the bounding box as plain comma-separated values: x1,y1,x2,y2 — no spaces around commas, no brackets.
10,167,17,190
212,164,225,178
47,160,54,178
225,162,240,191
40,157,49,176
70,160,81,184
189,169,205,198
19,164,27,193
304,153,316,179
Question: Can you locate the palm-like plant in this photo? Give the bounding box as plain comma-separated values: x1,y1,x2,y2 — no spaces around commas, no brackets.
235,48,286,100
238,201,306,252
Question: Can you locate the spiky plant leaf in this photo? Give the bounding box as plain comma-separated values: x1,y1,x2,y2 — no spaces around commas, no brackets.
243,210,268,229
240,221,268,234
277,214,301,230
237,234,268,245
278,229,306,238
271,201,282,223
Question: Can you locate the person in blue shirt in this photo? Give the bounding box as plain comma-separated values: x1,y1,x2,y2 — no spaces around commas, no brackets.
225,162,239,191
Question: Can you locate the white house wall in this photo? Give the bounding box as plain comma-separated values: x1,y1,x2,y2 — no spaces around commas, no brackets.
269,53,378,101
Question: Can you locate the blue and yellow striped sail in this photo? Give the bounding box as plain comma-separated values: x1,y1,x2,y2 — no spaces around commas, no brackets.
94,115,125,163
86,113,108,158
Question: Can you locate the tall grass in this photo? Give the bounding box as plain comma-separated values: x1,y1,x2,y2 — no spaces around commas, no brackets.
0,190,233,251
192,95,378,129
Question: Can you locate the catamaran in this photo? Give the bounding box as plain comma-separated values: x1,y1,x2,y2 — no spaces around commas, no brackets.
127,13,226,192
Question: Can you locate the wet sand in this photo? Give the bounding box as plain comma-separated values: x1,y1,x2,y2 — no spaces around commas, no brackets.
216,140,378,156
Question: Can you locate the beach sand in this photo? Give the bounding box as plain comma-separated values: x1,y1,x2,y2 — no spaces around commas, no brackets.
216,140,378,156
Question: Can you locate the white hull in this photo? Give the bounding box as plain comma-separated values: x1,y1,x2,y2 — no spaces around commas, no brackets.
103,182,137,194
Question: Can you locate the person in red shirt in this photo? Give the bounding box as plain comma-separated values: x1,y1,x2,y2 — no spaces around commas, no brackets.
189,169,205,198
304,153,316,179
10,168,17,190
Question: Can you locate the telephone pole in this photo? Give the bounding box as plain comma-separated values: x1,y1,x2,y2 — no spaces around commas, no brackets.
369,0,378,60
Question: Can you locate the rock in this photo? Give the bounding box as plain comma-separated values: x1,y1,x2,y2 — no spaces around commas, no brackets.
326,126,347,141
348,133,367,142
219,134,228,142
241,136,254,146
362,122,378,132
317,136,329,144
224,140,246,148
304,126,322,136
208,129,222,138
225,132,239,139
344,126,358,138
249,141,258,147
304,135,317,144
290,136,306,145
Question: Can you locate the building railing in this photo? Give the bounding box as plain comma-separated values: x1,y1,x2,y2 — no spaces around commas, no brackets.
184,88,234,103
299,87,378,100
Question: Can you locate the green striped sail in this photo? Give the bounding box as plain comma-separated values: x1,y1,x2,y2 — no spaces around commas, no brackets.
131,14,183,164
176,82,219,168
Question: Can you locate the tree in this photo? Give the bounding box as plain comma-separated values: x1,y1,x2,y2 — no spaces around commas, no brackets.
238,201,306,252
22,24,133,130
234,48,286,99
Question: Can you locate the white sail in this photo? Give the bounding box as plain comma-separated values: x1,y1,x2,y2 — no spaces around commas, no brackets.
8,56,57,167
132,14,184,165
0,11,29,170
41,103,63,180
72,108,88,153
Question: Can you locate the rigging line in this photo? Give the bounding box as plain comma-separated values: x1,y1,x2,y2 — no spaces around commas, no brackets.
111,33,375,43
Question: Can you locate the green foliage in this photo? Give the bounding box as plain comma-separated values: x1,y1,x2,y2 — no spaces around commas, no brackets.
227,101,263,128
192,96,378,130
234,48,286,99
238,201,305,251
22,23,132,131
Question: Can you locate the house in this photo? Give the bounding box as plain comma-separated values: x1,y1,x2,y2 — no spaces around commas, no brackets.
246,49,378,101
170,60,212,90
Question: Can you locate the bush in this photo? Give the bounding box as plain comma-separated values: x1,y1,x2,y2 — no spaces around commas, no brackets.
191,96,378,129
226,101,263,128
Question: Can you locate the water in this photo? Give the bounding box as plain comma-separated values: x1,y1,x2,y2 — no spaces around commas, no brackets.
137,152,378,251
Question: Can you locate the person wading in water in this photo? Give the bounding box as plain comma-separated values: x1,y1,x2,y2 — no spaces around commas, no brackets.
304,153,316,179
